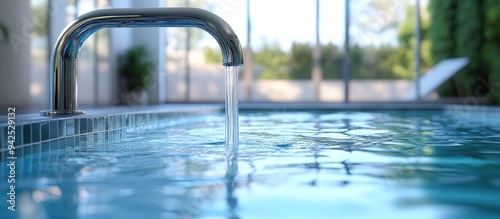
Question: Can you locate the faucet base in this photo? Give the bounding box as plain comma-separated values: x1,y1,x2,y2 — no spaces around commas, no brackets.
40,110,86,116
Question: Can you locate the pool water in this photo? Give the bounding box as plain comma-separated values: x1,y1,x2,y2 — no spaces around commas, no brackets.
2,110,500,219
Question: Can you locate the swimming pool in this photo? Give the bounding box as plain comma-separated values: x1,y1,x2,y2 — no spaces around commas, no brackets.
2,107,500,218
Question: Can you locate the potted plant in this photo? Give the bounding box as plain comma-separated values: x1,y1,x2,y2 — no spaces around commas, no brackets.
118,45,153,105
0,21,9,43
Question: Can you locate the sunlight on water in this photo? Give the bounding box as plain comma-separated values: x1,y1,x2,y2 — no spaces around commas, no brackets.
2,110,500,219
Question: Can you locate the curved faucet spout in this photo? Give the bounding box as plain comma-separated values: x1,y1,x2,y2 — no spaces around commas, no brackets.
41,7,244,116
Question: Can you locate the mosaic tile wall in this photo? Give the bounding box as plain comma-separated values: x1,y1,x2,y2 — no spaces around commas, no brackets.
0,111,216,163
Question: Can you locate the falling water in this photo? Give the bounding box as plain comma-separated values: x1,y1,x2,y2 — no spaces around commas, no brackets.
225,66,239,158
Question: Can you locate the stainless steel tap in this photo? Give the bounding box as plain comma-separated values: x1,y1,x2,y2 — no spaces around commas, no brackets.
41,8,244,116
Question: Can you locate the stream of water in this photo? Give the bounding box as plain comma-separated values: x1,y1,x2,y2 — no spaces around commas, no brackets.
224,66,239,158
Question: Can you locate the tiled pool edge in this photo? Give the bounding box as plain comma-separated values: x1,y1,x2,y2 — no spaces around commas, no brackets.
0,108,222,163
2,103,499,162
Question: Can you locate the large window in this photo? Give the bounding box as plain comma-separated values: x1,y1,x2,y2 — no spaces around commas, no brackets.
164,0,246,102
30,0,49,107
29,0,111,107
71,0,111,105
349,0,412,101
30,0,431,105
163,0,429,103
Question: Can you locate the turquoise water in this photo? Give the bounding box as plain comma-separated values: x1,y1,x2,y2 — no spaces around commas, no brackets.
2,110,500,219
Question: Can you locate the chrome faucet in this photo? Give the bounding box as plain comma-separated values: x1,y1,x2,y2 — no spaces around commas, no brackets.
41,8,244,116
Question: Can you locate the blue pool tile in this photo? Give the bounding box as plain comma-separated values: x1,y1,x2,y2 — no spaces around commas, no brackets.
50,139,58,151
105,131,110,142
66,119,75,136
33,143,41,155
118,115,122,127
106,116,110,130
88,118,94,133
113,130,120,141
136,114,142,123
111,116,117,129
23,124,31,144
106,116,111,130
97,117,104,131
49,121,58,139
80,135,87,145
88,133,95,144
80,118,88,134
111,115,117,129
41,141,49,152
41,122,50,141
108,115,114,130
59,120,66,137
97,132,104,143
14,125,22,146
117,115,122,128
93,118,97,131
104,117,109,131
74,119,80,135
136,114,141,125
125,115,130,127
112,116,116,129
74,135,80,147
32,122,40,143
93,118,97,132
48,149,57,163
128,113,132,120
15,145,23,158
80,133,94,146
23,145,32,157
0,126,4,150
56,150,66,161
67,136,75,148
135,114,146,125
59,138,67,150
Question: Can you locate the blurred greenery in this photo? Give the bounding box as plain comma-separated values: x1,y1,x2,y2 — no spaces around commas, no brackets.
484,0,500,104
31,1,48,36
205,39,426,80
205,3,431,81
203,0,500,104
321,42,343,79
288,42,312,79
429,0,457,96
203,46,222,64
429,0,500,103
254,42,289,79
455,0,483,97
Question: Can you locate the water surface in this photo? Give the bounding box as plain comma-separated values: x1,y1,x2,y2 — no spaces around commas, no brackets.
1,110,500,219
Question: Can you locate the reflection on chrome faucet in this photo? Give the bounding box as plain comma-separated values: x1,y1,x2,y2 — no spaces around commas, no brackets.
41,8,244,116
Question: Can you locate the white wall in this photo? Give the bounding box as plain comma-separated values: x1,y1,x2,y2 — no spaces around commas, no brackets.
166,60,416,102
